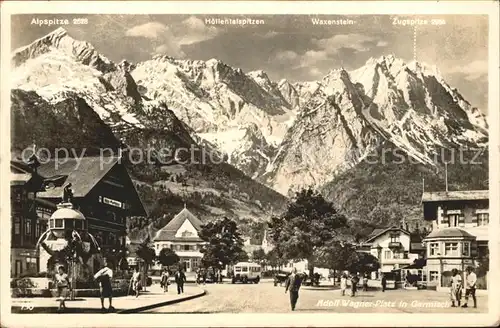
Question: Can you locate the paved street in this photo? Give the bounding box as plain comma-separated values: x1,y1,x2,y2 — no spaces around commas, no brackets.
146,281,488,313
11,285,204,314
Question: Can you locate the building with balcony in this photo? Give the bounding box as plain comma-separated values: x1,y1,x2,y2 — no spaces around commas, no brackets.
359,226,420,280
10,161,45,277
36,156,147,258
421,190,489,288
152,207,206,273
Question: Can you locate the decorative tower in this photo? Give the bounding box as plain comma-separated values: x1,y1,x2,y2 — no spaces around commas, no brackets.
36,187,100,299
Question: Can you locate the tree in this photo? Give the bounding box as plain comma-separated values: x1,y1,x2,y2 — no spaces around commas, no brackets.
345,252,380,275
266,247,286,271
252,248,267,268
199,217,246,270
136,240,156,270
157,247,180,269
315,241,357,270
269,188,349,277
268,216,286,268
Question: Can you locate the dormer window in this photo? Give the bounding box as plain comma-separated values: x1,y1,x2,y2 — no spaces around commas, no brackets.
477,213,489,226
447,214,458,227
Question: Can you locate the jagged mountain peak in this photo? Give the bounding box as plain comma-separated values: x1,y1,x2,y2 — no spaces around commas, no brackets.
12,27,116,73
118,59,136,72
248,69,270,80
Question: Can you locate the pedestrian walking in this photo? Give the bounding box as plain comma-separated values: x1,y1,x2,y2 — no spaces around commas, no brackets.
284,268,302,311
54,265,71,312
381,273,387,292
175,268,187,294
195,268,201,284
462,266,477,308
94,259,115,312
219,269,223,284
350,273,359,297
449,268,463,307
160,268,170,292
363,274,369,291
215,270,220,284
131,267,142,298
340,273,348,296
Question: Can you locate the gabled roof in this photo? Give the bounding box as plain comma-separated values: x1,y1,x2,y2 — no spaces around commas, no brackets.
153,207,204,242
37,157,119,198
364,226,410,243
10,161,45,189
422,190,489,203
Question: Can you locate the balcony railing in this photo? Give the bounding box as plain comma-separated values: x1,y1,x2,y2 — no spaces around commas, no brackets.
388,242,403,249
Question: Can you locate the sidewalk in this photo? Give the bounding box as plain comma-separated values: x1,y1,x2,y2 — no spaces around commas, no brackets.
11,284,205,314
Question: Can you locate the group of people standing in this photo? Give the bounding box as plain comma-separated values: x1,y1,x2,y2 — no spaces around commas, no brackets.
160,267,187,294
450,266,478,308
196,268,223,284
339,272,375,297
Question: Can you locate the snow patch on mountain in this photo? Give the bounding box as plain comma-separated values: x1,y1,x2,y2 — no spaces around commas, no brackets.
263,55,488,195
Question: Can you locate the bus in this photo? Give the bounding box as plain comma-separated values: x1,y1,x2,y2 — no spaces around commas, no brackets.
231,262,261,284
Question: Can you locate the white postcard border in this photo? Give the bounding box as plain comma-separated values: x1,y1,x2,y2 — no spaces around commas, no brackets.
1,1,499,327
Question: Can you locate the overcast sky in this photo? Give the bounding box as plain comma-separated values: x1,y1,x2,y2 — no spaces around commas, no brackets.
12,14,488,112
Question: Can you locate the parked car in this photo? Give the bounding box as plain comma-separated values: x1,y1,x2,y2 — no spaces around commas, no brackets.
273,272,290,286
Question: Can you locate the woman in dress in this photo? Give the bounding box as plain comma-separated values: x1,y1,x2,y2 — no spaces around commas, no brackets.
160,268,170,292
340,273,348,296
131,267,142,298
54,265,70,311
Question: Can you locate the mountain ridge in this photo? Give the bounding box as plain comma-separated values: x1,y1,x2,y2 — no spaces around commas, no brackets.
11,28,489,240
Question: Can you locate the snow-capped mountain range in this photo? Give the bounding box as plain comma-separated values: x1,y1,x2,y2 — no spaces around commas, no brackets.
11,28,488,196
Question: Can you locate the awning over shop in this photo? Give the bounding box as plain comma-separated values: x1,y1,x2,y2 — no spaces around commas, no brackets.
401,259,426,270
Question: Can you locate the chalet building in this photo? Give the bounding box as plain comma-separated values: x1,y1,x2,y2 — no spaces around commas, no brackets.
10,161,45,277
36,157,147,257
153,207,206,273
9,156,146,276
421,190,489,288
358,226,420,280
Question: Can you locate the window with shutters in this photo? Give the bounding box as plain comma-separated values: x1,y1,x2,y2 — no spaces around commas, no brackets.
462,242,470,257
477,213,489,226
447,214,459,227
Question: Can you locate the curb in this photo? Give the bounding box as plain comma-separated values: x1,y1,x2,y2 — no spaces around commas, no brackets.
117,289,207,314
